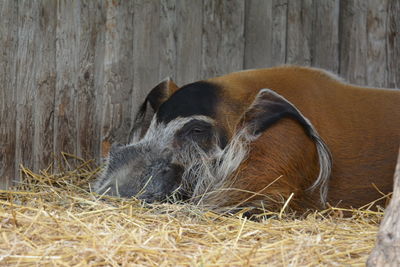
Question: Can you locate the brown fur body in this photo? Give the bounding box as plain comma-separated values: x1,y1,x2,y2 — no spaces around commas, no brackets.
206,66,399,209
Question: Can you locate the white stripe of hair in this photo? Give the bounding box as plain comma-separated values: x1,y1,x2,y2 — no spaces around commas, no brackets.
186,129,251,205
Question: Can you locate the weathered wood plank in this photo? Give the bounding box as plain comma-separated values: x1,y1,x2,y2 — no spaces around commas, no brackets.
54,0,79,160
93,3,106,160
132,1,161,114
15,0,56,179
32,1,57,171
244,0,288,69
0,0,18,188
202,0,245,78
76,0,104,160
244,0,271,69
387,0,400,89
159,0,177,83
339,0,368,85
366,0,389,88
271,0,289,67
99,0,135,155
175,0,203,85
286,0,314,66
15,0,37,178
124,0,162,147
312,0,339,73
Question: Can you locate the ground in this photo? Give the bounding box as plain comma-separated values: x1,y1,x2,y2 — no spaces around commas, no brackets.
0,155,384,266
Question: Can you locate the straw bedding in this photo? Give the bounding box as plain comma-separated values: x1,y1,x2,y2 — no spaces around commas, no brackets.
0,154,386,266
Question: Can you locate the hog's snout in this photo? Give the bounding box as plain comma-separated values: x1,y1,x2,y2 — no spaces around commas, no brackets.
135,163,184,203
94,144,185,203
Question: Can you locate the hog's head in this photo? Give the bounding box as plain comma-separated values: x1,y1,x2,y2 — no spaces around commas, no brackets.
93,78,235,203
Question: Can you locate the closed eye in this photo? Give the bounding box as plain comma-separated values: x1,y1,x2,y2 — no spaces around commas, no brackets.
190,126,207,134
177,119,213,138
174,119,217,152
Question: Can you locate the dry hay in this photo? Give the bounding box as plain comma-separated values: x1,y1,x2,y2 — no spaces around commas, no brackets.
0,154,387,266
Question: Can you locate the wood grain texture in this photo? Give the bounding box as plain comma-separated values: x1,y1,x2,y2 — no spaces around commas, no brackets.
76,0,103,160
286,0,314,66
244,0,273,69
175,0,203,85
244,0,288,69
15,0,36,179
0,0,18,188
54,0,79,160
271,0,289,67
387,0,400,89
202,0,245,78
339,0,368,85
32,1,56,171
100,0,135,155
159,0,177,83
312,0,340,73
132,1,160,116
366,0,389,88
15,0,56,179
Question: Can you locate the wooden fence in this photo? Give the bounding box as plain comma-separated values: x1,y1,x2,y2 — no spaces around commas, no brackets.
1,0,399,188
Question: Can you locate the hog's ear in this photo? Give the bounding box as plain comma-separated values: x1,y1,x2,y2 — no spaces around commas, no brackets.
129,78,179,142
146,77,179,111
238,88,332,203
238,88,314,138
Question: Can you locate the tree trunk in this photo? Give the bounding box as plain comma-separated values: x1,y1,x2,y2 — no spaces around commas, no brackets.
367,148,400,266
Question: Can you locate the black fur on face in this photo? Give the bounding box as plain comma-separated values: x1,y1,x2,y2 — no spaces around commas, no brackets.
156,81,221,124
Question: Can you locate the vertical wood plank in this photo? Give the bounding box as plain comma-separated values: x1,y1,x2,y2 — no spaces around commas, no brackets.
286,0,314,66
133,0,160,91
54,0,79,159
132,1,160,113
339,0,368,85
15,0,56,178
312,1,340,73
387,0,400,89
15,0,37,177
76,0,104,160
366,0,389,88
175,0,203,85
93,3,106,160
244,0,288,69
245,0,272,69
0,0,18,188
202,0,245,78
99,0,135,155
159,0,177,82
271,0,289,67
32,0,57,171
